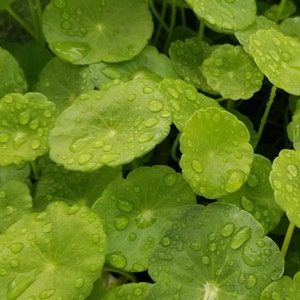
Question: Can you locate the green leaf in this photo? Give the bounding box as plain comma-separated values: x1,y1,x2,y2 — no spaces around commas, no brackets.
92,165,196,272
148,203,284,300
49,79,172,171
269,149,300,227
249,28,300,95
202,44,263,100
180,107,254,199
184,0,256,32
159,78,221,131
88,45,178,90
168,37,215,93
0,201,106,299
33,155,122,210
42,0,153,64
0,93,56,166
35,57,95,114
0,0,14,11
287,99,300,150
261,271,300,300
0,162,30,185
279,17,300,40
0,180,32,232
219,154,283,233
0,47,27,98
264,0,296,22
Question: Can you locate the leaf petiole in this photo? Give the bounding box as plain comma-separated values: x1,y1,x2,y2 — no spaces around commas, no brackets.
281,221,295,259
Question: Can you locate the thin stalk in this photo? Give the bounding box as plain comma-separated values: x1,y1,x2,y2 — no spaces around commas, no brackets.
5,6,37,39
102,266,137,285
281,221,295,259
28,0,44,41
171,132,181,163
30,160,39,180
148,0,169,34
253,85,277,150
180,6,186,27
198,19,205,39
164,0,177,52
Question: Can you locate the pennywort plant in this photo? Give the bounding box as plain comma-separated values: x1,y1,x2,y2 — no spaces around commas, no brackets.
1,0,300,299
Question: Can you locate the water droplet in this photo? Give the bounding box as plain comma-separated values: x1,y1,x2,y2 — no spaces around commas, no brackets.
246,274,257,289
117,199,134,212
129,232,137,241
245,72,252,80
0,133,10,143
9,259,20,268
0,268,8,276
281,52,291,62
114,215,130,230
101,67,121,79
221,222,235,237
191,160,203,173
75,278,84,288
242,246,262,267
190,241,202,251
138,132,154,143
78,153,93,165
287,164,298,177
18,110,31,125
225,170,245,193
272,180,282,190
103,144,112,152
230,227,251,249
106,251,127,269
61,20,72,30
31,139,41,150
246,174,258,187
133,287,143,296
29,119,39,130
53,0,67,8
99,153,120,164
272,37,281,46
143,86,154,94
39,289,55,299
240,196,254,212
166,87,179,98
201,256,211,265
208,242,217,252
145,117,159,128
91,234,100,243
42,223,53,233
161,236,171,246
214,58,223,67
163,173,177,187
136,210,156,228
148,100,163,112
93,140,104,149
9,243,24,254
270,50,280,61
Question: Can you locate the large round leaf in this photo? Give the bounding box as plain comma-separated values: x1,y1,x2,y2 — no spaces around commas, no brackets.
249,28,300,95
49,79,172,171
0,93,56,166
269,149,300,227
184,0,256,32
0,47,27,99
180,107,254,199
148,203,284,300
219,154,283,233
92,165,196,272
0,201,106,299
42,0,153,64
202,44,263,100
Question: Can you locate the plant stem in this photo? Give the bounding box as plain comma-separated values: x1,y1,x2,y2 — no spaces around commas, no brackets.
275,0,287,23
28,0,44,41
253,85,277,150
171,133,181,163
198,19,205,39
148,0,169,35
164,0,177,52
5,6,37,39
30,160,39,180
281,221,295,258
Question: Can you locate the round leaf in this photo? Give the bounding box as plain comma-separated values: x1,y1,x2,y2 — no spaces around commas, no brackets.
202,44,263,100
49,79,172,171
92,165,196,272
184,0,256,32
180,107,254,199
148,203,284,300
0,93,56,166
249,28,300,95
42,0,153,64
159,78,221,131
0,201,107,299
269,149,300,227
35,57,95,113
219,154,283,233
0,47,27,98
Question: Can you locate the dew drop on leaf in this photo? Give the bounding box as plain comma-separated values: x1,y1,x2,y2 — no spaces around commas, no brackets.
225,170,245,193
30,139,41,150
52,0,67,9
74,278,84,289
287,164,298,177
138,132,155,143
191,160,203,173
129,232,137,241
221,222,235,237
230,226,251,249
246,274,257,289
117,199,134,212
201,255,211,265
161,236,172,247
145,117,159,128
9,243,24,254
163,173,178,187
39,289,55,299
240,196,255,212
42,223,53,233
18,110,31,125
148,100,163,112
78,153,93,165
242,247,263,267
106,251,127,269
0,133,10,143
114,215,130,230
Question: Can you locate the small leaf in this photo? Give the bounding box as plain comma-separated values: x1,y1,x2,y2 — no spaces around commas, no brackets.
261,271,300,300
0,201,106,299
202,44,263,100
159,78,220,131
287,99,300,150
0,47,27,98
148,203,284,300
49,79,172,171
35,57,94,113
279,16,300,40
249,28,300,95
92,165,196,272
184,0,256,32
269,149,300,227
219,154,283,233
169,37,215,93
0,93,56,166
43,0,153,64
180,107,254,199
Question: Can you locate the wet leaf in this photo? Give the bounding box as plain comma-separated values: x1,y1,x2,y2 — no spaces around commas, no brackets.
0,93,56,166
249,28,300,95
202,44,263,100
0,47,27,98
0,162,30,185
92,165,196,272
219,154,283,233
43,0,153,64
49,79,172,171
269,149,300,227
148,202,284,300
279,16,300,40
0,201,106,299
287,99,300,150
180,107,254,199
185,0,256,32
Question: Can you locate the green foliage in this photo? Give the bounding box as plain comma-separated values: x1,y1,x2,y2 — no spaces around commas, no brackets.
1,0,300,299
